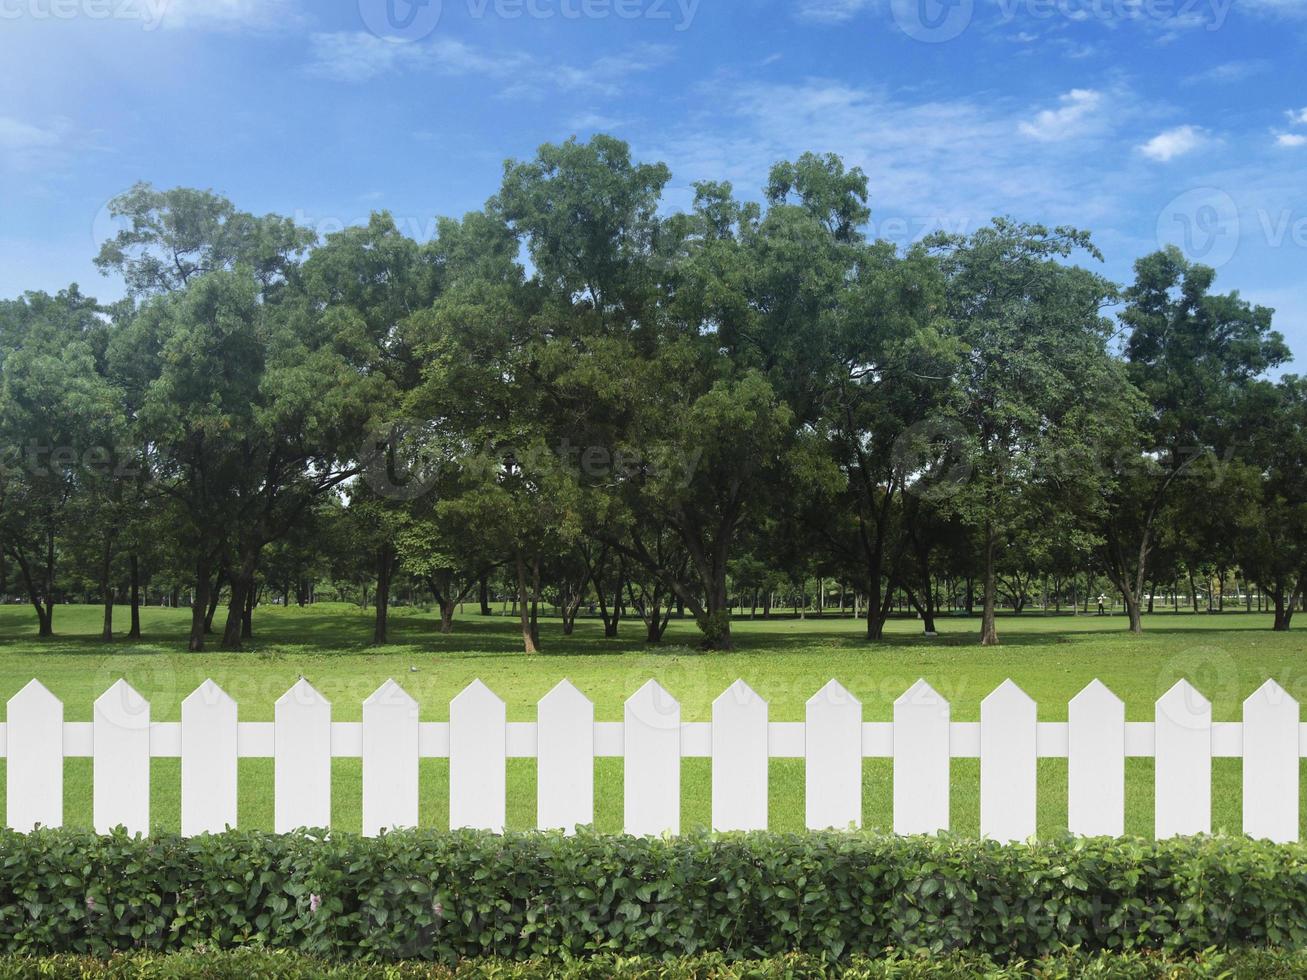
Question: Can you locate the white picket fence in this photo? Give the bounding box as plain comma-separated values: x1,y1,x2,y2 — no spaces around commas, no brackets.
0,677,1300,841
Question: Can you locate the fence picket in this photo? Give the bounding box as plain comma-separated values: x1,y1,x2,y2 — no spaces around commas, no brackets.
93,680,150,835
6,680,62,831
362,679,419,836
181,680,238,835
1067,679,1124,837
5,674,1302,839
624,680,680,835
805,679,861,830
1155,680,1211,837
1243,680,1298,842
537,680,592,832
980,680,1036,842
274,678,331,832
450,679,506,832
712,680,768,831
894,679,950,835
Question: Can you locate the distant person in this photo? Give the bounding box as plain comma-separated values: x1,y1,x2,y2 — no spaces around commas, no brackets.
1097,594,1106,616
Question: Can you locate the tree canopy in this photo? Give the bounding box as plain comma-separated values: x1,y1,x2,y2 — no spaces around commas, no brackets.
0,136,1296,651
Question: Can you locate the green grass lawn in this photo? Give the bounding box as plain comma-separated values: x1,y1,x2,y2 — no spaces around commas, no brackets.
0,601,1302,838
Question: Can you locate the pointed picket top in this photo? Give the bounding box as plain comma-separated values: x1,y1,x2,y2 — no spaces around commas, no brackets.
182,678,235,710
1245,678,1297,711
805,678,862,831
537,679,592,833
277,677,330,709
8,678,61,710
712,679,767,831
540,678,590,711
626,678,680,731
94,678,150,730
981,678,1034,712
807,678,860,709
1070,678,1123,711
1243,678,1299,842
1157,678,1211,730
364,677,418,709
452,678,504,712
894,678,949,835
1068,677,1125,837
980,678,1036,842
713,678,766,711
896,678,948,711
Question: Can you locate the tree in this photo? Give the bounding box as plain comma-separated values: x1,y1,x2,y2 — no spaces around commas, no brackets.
926,220,1138,645
0,287,122,636
1101,248,1290,632
95,182,313,297
1236,377,1307,629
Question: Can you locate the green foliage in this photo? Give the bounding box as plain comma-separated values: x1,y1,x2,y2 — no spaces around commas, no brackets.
7,948,1307,978
4,830,1307,964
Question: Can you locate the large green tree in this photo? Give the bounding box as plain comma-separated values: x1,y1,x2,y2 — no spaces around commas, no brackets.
926,220,1139,645
1102,248,1290,632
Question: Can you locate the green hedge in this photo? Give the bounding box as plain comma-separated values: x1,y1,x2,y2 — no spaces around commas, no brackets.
6,949,1307,979
3,829,1307,963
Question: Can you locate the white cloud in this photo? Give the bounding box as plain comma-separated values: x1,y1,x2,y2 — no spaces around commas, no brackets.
1234,0,1307,16
640,78,1135,240
0,116,76,172
157,0,303,31
305,33,670,100
0,117,62,151
1017,89,1105,142
793,0,875,22
1275,132,1307,148
305,33,525,83
1287,107,1307,126
1182,60,1271,85
567,112,629,132
551,45,674,96
1138,125,1206,161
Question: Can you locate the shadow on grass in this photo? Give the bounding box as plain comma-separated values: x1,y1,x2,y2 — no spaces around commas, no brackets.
0,602,1282,659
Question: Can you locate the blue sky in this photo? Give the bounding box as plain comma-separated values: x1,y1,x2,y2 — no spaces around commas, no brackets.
2,0,1305,355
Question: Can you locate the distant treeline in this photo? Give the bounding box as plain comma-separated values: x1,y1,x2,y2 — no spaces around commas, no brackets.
0,136,1300,651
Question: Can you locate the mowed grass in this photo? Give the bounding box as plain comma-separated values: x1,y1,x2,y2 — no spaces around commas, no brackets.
1,601,1303,839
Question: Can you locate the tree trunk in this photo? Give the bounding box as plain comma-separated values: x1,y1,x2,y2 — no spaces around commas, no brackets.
1122,589,1142,633
99,533,115,642
478,575,492,615
221,550,259,651
11,547,54,637
514,552,541,654
204,566,225,635
980,526,999,646
372,543,395,646
242,584,255,639
699,569,733,650
1272,591,1290,631
128,554,142,640
189,555,211,652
